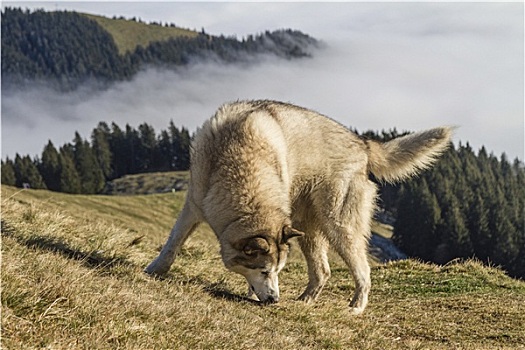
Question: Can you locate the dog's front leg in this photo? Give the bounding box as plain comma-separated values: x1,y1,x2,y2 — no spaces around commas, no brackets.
145,202,200,275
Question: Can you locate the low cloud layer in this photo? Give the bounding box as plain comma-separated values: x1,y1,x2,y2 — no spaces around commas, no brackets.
2,2,523,160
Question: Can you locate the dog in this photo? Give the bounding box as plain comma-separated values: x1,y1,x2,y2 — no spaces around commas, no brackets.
145,100,452,314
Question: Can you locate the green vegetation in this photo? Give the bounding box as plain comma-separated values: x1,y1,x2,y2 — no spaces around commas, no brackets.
1,7,318,90
1,120,192,194
358,129,525,280
389,145,524,280
104,171,189,195
84,13,198,55
2,185,524,349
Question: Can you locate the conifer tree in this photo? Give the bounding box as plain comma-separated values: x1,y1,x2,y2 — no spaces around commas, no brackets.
1,158,16,186
393,179,441,261
109,123,127,179
125,125,140,174
157,129,175,170
91,122,112,180
137,123,156,172
39,140,61,191
468,192,491,261
58,147,81,194
13,154,46,189
73,132,105,193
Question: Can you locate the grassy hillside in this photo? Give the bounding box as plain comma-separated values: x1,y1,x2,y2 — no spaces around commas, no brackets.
103,171,190,195
2,185,524,349
84,13,198,54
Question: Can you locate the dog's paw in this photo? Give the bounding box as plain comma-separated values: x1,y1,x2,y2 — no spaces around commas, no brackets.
144,260,170,276
349,305,366,316
298,292,316,304
349,295,368,315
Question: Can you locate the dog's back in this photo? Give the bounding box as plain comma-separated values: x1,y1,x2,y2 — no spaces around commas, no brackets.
190,99,452,190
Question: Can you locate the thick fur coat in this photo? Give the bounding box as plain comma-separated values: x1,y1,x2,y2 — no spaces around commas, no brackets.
145,100,452,314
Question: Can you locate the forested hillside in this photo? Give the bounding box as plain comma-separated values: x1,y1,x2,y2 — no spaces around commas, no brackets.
1,121,191,193
358,130,524,279
391,145,525,280
1,7,318,90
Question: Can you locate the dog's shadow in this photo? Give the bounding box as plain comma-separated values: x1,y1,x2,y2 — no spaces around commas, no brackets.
1,220,133,271
203,282,260,305
3,220,263,306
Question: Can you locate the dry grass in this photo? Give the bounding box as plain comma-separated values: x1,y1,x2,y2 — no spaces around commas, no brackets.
104,171,189,195
2,185,524,349
84,14,198,55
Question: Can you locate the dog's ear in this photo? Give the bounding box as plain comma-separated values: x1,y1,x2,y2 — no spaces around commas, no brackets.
282,225,304,243
242,237,270,256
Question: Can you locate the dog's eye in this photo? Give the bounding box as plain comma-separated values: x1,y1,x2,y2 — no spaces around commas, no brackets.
261,271,270,276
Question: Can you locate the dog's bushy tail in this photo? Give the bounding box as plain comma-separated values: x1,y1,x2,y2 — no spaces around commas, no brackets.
366,127,454,183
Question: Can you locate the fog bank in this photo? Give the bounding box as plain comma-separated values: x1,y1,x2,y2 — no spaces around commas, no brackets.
2,2,523,160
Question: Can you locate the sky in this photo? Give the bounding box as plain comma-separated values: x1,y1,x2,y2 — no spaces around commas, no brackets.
1,1,524,161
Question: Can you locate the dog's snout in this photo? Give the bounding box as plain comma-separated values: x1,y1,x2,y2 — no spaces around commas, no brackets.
264,295,279,304
262,289,279,304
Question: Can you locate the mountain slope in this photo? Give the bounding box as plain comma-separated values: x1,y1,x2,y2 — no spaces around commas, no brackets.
84,13,198,54
2,185,524,349
1,8,318,90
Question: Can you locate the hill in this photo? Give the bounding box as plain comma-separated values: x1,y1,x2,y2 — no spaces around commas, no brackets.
84,13,198,55
2,185,524,349
1,8,318,90
102,171,190,195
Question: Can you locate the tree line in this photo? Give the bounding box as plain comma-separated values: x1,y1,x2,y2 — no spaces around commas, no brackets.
363,130,524,279
1,7,318,91
1,121,191,194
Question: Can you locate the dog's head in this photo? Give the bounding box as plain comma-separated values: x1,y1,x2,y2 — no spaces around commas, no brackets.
222,225,303,303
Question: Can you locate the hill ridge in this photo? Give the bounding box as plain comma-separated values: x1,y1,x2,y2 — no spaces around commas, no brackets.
1,7,319,90
83,13,199,55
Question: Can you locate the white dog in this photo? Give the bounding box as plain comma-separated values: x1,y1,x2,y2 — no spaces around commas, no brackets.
145,100,452,314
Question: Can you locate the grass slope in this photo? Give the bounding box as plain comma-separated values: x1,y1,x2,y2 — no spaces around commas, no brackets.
103,171,190,195
84,13,198,54
2,185,524,349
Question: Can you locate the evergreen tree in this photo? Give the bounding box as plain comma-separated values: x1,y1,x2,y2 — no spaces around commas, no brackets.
72,132,105,193
391,142,525,279
468,192,491,261
109,122,127,179
13,154,46,189
169,123,191,170
177,127,191,170
137,123,157,172
1,158,17,185
58,146,81,194
157,129,175,171
39,140,61,191
2,7,317,91
437,193,472,262
487,187,520,270
393,179,441,261
91,122,113,180
125,125,140,174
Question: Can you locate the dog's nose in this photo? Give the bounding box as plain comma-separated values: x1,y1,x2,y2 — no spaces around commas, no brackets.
264,294,279,304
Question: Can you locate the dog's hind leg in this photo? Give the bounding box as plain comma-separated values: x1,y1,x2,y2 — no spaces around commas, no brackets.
330,232,371,315
297,230,331,303
320,178,376,315
144,200,201,275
